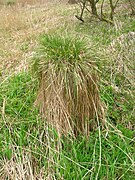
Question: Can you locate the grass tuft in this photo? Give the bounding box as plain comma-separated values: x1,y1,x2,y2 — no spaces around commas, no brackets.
32,34,104,137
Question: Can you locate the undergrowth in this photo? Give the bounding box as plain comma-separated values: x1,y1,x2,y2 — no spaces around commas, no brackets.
0,72,134,179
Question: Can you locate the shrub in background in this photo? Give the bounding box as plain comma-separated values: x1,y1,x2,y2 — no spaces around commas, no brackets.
5,0,16,5
75,0,135,24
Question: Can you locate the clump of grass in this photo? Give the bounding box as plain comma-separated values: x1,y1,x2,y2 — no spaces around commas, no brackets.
32,34,104,137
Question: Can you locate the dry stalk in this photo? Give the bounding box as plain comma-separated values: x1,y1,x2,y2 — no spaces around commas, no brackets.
35,60,104,137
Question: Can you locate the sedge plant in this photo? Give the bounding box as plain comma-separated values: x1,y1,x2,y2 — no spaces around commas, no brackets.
32,34,104,137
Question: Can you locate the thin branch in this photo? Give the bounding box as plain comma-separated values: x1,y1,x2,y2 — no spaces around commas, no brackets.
100,17,114,24
101,0,105,19
114,0,120,9
75,0,87,22
95,0,100,4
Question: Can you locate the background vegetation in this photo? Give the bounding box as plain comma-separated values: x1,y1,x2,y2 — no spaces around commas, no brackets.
0,0,134,179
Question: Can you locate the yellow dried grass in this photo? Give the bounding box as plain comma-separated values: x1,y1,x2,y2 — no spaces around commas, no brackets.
0,1,73,76
35,61,103,137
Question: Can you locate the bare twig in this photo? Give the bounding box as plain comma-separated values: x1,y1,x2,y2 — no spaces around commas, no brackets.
100,0,105,19
75,0,87,22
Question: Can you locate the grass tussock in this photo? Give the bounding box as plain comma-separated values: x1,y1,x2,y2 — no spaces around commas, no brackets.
33,34,104,136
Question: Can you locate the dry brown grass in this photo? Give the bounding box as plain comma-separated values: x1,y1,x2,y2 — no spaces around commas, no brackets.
106,31,135,89
0,1,75,78
0,0,46,5
36,63,101,137
0,149,46,180
0,0,69,6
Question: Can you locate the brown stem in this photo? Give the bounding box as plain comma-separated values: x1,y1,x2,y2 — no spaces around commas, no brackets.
109,0,119,20
75,0,87,22
90,0,98,16
101,0,105,19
